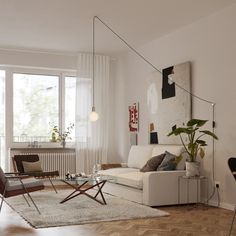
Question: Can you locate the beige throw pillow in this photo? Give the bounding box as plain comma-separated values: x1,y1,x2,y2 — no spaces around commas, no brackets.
22,161,43,173
140,153,165,172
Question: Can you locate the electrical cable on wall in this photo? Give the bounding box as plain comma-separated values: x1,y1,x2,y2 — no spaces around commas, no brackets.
206,104,220,205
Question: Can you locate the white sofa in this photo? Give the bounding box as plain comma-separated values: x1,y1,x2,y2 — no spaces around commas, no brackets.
98,144,199,206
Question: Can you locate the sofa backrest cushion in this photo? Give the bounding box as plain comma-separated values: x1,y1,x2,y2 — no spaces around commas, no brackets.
127,145,153,169
151,144,183,157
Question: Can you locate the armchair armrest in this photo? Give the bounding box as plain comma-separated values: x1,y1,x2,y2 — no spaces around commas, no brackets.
100,163,122,170
5,172,30,180
5,172,20,175
5,174,30,179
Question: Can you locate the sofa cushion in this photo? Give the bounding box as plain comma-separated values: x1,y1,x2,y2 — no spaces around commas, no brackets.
98,168,143,189
127,145,153,169
140,153,165,172
6,178,44,191
157,151,177,171
98,167,138,177
116,171,144,189
151,144,183,157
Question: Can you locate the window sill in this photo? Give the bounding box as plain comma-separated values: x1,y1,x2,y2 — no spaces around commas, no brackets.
10,147,76,152
10,142,76,149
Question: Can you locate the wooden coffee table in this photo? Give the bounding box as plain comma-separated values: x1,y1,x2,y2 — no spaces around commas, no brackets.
60,176,107,205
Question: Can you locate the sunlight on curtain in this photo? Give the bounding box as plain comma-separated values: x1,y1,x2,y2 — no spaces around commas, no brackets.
76,53,110,174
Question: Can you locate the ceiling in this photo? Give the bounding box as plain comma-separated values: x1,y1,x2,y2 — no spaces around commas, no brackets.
0,0,235,54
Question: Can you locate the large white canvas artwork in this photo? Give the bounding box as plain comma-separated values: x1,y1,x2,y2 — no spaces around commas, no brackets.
147,61,191,144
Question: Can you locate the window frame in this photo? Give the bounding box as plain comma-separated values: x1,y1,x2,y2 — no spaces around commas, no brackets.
0,69,6,170
1,66,76,148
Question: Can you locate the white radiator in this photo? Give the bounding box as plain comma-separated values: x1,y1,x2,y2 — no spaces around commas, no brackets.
10,149,76,179
39,152,76,179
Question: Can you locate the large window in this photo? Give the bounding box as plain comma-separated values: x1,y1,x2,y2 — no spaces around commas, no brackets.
0,66,94,150
0,66,94,171
13,73,59,142
5,68,77,145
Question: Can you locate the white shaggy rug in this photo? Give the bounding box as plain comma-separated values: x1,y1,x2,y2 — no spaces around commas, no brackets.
6,189,169,228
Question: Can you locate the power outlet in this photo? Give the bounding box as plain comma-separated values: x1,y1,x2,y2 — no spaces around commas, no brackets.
215,181,220,188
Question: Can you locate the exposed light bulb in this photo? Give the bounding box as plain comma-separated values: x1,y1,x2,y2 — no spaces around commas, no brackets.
90,106,99,122
90,111,99,122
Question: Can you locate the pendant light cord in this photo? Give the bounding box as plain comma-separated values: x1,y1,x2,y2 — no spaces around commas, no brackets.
92,16,95,108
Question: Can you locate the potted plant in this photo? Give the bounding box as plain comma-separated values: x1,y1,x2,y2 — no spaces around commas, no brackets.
51,123,75,148
167,119,218,177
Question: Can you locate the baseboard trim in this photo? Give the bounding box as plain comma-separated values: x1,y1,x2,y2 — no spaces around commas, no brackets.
43,181,236,211
207,199,235,211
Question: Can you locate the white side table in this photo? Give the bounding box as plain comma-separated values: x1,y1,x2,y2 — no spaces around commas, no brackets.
178,175,208,205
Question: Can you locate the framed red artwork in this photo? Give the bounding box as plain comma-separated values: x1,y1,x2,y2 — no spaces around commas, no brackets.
128,103,139,132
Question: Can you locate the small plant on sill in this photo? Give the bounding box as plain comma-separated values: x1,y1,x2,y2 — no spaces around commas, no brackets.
50,123,74,147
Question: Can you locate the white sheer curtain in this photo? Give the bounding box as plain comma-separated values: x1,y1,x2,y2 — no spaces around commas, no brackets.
75,53,110,174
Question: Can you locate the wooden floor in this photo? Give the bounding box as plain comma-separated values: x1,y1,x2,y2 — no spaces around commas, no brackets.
0,188,235,236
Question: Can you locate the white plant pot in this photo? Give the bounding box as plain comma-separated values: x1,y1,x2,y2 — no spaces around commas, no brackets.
185,161,200,177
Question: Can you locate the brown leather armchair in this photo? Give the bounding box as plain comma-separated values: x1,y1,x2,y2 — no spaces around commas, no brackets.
12,154,59,193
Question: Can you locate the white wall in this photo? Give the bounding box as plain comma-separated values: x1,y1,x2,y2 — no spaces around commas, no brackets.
113,3,236,208
112,54,130,163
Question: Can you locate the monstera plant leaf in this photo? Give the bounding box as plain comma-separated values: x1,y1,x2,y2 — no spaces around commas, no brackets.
200,130,218,140
167,127,192,136
168,118,218,162
187,119,208,127
196,140,207,146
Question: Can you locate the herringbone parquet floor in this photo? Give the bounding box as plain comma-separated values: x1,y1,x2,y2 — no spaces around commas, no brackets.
0,188,235,236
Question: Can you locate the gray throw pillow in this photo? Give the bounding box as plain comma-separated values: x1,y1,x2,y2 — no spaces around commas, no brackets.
140,153,165,172
157,151,177,171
